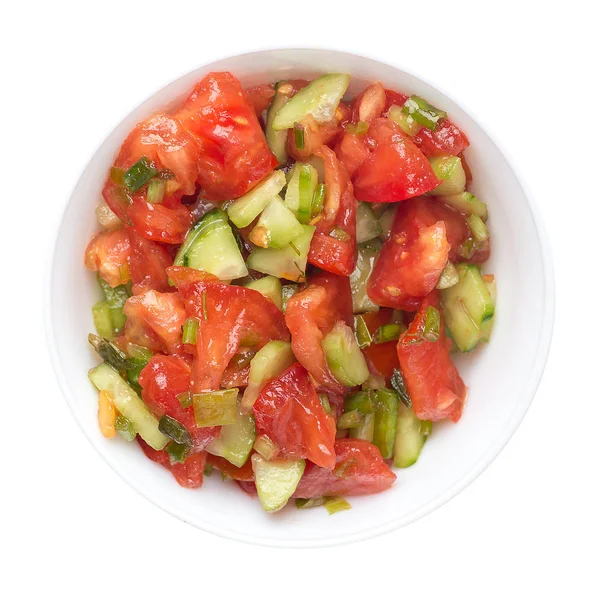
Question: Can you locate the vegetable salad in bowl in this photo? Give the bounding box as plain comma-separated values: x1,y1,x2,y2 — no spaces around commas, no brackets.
84,71,496,514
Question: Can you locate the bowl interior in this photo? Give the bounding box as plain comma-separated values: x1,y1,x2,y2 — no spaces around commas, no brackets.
49,48,552,547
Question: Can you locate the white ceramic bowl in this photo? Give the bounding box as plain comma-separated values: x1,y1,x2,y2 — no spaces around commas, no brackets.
47,48,554,547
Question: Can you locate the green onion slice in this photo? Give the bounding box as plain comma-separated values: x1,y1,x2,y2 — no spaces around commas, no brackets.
253,435,279,461
192,389,239,427
114,415,137,441
346,121,369,135
311,183,326,217
337,409,365,429
373,323,404,344
354,315,373,348
88,334,131,370
323,496,352,515
294,125,305,150
182,318,199,345
158,415,193,446
423,306,440,342
319,394,332,415
402,95,447,131
177,391,193,409
146,178,166,203
123,156,157,193
165,442,191,464
390,368,411,408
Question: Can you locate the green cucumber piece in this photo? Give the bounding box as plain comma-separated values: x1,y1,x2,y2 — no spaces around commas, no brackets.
428,156,466,196
252,455,306,512
436,261,460,290
192,389,239,427
98,278,129,334
272,73,350,130
373,389,399,459
356,202,382,244
266,83,290,165
322,321,370,387
479,276,497,342
345,391,375,442
401,95,447,131
284,163,319,223
92,301,114,340
466,214,489,242
387,105,422,136
205,402,256,467
249,195,304,249
281,283,300,314
88,363,168,450
378,206,396,241
227,170,287,229
244,276,283,310
246,224,315,282
350,242,381,314
393,404,432,468
438,191,488,221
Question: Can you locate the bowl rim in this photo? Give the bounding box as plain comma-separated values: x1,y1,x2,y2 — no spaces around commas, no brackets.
44,45,555,548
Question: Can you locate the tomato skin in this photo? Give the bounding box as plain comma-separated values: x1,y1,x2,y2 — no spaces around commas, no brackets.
123,290,187,355
397,292,467,422
294,438,396,498
127,197,192,245
360,310,400,381
367,197,456,310
353,118,440,203
244,84,275,116
138,438,207,488
128,229,174,295
84,228,131,288
285,271,353,395
208,454,254,481
335,132,370,178
221,352,252,388
174,72,278,200
253,363,336,469
383,89,409,113
287,115,342,161
351,82,386,123
413,119,470,157
139,354,220,450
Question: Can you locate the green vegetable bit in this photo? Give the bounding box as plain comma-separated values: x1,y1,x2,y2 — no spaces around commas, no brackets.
373,323,404,344
158,415,193,446
295,497,327,509
146,178,166,203
311,183,326,217
88,333,131,370
193,389,239,427
372,389,399,459
98,277,129,334
294,125,305,150
337,409,365,429
402,95,447,131
123,156,157,193
114,415,136,441
177,391,193,409
423,306,441,342
92,301,114,340
346,121,369,135
323,496,352,515
354,315,373,348
319,394,332,415
182,318,199,345
390,368,411,408
165,442,191,464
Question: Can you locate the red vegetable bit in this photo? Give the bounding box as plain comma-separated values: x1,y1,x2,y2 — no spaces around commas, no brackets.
412,118,470,157
244,83,275,116
84,228,131,288
128,229,174,295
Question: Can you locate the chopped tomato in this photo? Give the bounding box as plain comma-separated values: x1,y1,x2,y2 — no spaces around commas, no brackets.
287,115,342,161
294,438,396,498
253,363,336,469
167,267,289,392
397,292,466,421
244,83,275,116
123,290,187,355
138,438,207,488
128,229,174,295
84,228,131,288
353,118,440,203
237,480,257,497
139,354,220,450
308,146,357,276
367,198,454,310
466,238,491,264
174,72,278,200
208,454,254,481
220,348,254,388
127,197,192,245
383,89,409,113
413,119,470,157
351,82,386,123
335,132,370,178
360,309,400,381
285,271,353,394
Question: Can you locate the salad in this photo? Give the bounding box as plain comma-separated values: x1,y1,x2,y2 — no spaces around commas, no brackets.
84,72,496,514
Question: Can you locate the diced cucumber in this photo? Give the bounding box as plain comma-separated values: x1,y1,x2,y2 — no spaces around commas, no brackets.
393,404,432,468
174,210,248,281
192,389,239,427
248,195,304,249
322,321,370,387
402,95,447,131
373,389,399,459
281,283,300,314
356,202,382,244
241,341,295,412
205,402,256,467
387,105,422,136
246,224,315,281
98,278,129,334
428,156,466,196
252,455,306,512
436,261,459,290
304,155,326,182
438,191,488,221
466,214,489,242
244,276,283,310
226,170,287,229
272,73,350,130
378,206,396,241
345,391,375,442
479,275,497,342
88,363,168,450
266,83,290,165
284,163,319,223
350,242,381,314
92,301,114,340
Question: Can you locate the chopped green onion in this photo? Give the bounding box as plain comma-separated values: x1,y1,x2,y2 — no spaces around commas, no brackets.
354,315,373,348
373,389,399,459
337,409,364,429
92,301,114,340
253,435,279,461
98,277,129,334
297,164,313,224
177,391,193,409
466,214,489,243
182,318,199,345
114,415,137,441
202,292,208,321
324,496,352,515
295,497,326,509
345,390,375,414
88,334,131,370
437,261,460,289
391,368,411,408
319,394,332,415
311,183,326,217
423,306,441,342
294,125,305,150
289,241,301,256
204,462,214,476
329,227,349,241
387,105,422,136
402,95,447,131
281,284,300,314
165,442,190,464
123,157,157,193
346,121,369,135
458,237,475,260
110,167,126,186
373,323,404,344
192,389,239,427
158,415,192,446
146,178,166,203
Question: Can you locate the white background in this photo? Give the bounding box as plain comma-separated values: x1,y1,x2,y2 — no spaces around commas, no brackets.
2,1,598,592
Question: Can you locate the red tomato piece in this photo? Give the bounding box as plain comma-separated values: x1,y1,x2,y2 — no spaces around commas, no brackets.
123,290,187,355
351,82,386,123
466,238,491,264
139,354,220,450
353,118,440,203
253,363,336,469
244,83,275,116
237,480,257,497
360,309,400,381
294,438,396,498
413,119,470,157
208,454,254,481
128,229,174,295
167,267,289,392
308,146,357,276
383,89,409,113
138,438,207,488
367,198,452,311
174,72,278,200
396,292,467,422
335,132,370,178
84,228,131,288
127,197,192,245
287,115,343,161
285,271,353,395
